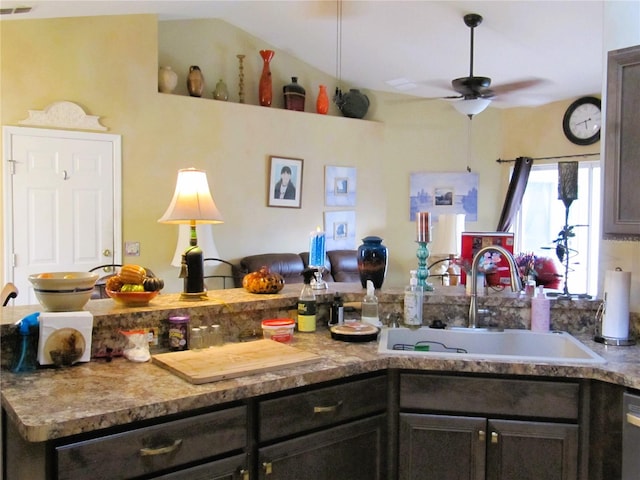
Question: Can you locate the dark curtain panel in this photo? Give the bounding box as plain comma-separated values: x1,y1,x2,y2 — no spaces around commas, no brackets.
496,156,533,232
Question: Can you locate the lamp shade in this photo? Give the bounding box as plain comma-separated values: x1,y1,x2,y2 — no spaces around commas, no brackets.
158,168,224,224
453,98,491,117
430,214,466,256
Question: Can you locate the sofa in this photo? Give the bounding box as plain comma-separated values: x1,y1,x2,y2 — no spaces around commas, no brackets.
235,250,360,287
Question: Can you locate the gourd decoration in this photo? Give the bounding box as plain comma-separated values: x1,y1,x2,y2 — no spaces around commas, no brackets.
242,266,285,294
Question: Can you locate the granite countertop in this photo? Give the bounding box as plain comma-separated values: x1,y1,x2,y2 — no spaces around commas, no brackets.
2,326,640,443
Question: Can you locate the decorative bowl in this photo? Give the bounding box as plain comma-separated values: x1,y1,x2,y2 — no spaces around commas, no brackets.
28,272,98,311
106,289,159,306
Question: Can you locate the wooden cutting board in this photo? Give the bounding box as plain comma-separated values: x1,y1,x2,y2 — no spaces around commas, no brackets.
152,339,321,385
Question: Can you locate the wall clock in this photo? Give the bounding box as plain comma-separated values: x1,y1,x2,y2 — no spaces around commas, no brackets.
562,96,602,145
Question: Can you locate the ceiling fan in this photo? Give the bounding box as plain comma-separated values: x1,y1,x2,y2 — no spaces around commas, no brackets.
444,13,544,117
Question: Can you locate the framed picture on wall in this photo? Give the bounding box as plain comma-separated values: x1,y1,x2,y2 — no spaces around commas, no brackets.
324,210,356,250
268,156,303,208
325,166,356,206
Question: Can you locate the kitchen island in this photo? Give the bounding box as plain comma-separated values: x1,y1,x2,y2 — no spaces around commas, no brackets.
2,284,639,479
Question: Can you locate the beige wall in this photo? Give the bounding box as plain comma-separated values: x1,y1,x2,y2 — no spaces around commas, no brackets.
1,13,638,312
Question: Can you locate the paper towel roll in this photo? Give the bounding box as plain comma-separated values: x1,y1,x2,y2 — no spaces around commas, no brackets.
602,269,631,338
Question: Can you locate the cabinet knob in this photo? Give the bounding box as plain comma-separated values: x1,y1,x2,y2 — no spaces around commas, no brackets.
139,438,183,456
478,430,486,442
263,461,273,475
238,467,250,480
491,431,499,444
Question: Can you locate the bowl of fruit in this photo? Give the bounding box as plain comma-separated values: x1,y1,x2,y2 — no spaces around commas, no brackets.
105,264,164,307
28,272,99,311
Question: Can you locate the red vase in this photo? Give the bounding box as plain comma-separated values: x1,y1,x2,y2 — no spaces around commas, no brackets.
259,50,275,107
316,85,329,114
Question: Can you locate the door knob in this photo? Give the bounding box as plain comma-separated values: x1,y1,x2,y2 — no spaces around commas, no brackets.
103,249,112,257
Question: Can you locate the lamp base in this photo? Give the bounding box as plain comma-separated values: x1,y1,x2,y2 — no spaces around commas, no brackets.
180,291,209,301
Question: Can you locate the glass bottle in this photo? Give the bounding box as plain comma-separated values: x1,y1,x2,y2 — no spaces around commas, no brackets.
404,270,424,328
297,269,317,332
213,79,229,101
330,293,344,326
190,327,204,350
283,76,305,111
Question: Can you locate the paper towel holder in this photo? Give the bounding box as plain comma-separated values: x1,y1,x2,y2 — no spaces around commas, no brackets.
594,295,636,346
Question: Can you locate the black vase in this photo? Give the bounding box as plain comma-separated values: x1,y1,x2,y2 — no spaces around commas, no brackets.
283,76,305,111
357,236,388,289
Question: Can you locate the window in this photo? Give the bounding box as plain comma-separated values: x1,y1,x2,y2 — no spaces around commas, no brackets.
513,160,600,297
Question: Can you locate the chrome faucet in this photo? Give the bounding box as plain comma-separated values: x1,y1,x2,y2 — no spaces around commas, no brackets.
468,245,523,328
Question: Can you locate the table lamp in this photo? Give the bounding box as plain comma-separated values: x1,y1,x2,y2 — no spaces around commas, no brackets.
159,168,223,299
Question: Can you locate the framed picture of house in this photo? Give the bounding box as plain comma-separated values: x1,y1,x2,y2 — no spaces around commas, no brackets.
268,156,303,208
325,166,356,206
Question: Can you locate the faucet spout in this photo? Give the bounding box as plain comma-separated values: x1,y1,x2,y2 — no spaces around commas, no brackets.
468,245,522,328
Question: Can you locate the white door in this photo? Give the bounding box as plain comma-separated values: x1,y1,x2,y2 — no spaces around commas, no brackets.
3,127,122,305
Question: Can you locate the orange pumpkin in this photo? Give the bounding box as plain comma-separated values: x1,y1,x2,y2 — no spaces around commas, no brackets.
242,266,285,294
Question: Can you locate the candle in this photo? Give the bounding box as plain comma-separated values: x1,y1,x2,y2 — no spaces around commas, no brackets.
416,211,431,242
309,227,326,267
558,161,578,203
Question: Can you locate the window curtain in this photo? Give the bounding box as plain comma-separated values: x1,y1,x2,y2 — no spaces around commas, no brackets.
496,156,533,232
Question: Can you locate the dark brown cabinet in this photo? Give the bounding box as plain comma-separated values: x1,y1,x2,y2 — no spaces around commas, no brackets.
398,374,582,480
258,415,387,479
257,374,388,480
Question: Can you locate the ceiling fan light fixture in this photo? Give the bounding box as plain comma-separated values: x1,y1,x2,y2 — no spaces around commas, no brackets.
453,97,491,117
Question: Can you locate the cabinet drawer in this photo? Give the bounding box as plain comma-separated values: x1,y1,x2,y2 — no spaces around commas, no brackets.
401,374,579,419
259,375,387,442
55,405,247,480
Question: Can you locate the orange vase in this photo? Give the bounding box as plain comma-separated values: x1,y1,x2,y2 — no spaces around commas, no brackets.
316,85,329,114
259,50,275,107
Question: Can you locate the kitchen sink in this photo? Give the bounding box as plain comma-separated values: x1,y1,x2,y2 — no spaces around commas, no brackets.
378,327,606,364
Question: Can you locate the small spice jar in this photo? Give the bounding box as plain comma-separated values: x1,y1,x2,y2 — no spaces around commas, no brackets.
168,315,189,351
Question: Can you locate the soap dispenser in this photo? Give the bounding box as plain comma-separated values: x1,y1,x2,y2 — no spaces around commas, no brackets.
361,280,381,327
404,270,423,328
530,286,550,332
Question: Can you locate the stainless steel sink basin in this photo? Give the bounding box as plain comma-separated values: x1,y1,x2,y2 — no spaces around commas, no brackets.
378,327,606,364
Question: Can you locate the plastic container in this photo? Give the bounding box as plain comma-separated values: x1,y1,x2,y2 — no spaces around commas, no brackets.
404,270,423,327
361,280,381,327
262,318,295,344
531,286,550,332
168,315,189,351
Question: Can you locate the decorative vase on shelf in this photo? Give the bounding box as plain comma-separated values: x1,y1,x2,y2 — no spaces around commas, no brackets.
213,79,229,101
357,236,388,289
316,85,329,114
259,49,275,107
158,66,178,93
335,88,370,119
283,76,305,111
187,65,204,97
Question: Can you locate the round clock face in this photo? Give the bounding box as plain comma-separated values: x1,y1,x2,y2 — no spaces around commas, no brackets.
562,97,602,145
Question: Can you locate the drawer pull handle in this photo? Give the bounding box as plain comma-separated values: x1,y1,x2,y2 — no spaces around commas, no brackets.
491,432,499,444
478,430,486,442
238,467,250,480
313,401,343,414
627,412,640,428
139,439,183,456
263,461,273,474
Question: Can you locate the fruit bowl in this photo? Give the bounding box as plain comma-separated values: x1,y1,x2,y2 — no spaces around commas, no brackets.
28,272,99,311
106,289,159,306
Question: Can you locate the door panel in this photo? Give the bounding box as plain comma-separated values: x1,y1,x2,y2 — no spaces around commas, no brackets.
487,419,578,480
399,413,485,480
3,127,121,304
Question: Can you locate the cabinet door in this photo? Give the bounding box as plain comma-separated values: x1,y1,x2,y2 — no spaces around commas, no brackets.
152,453,248,480
258,415,386,480
398,413,485,480
486,419,578,480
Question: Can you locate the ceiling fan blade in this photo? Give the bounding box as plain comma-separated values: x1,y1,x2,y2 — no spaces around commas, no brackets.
490,78,548,95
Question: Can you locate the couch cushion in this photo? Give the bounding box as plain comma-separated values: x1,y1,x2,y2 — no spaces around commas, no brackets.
240,253,306,284
327,250,360,283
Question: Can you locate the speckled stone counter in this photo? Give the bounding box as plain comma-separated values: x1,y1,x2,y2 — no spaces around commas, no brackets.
2,284,639,444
